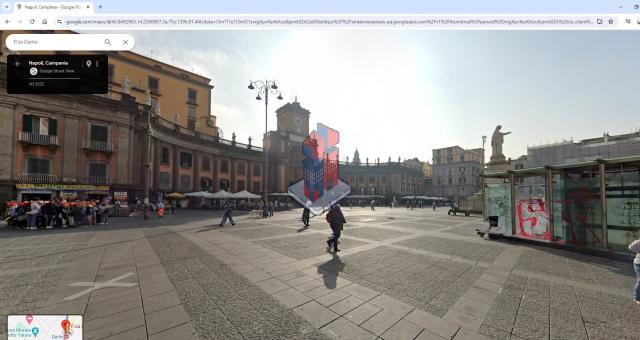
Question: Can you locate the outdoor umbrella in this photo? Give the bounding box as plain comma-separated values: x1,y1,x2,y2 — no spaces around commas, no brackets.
166,192,185,199
185,191,209,197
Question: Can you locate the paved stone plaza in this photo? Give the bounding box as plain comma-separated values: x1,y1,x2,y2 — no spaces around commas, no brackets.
0,207,637,339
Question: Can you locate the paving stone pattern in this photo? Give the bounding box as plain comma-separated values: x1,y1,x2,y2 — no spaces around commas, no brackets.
340,226,412,241
479,272,640,340
145,229,329,340
221,226,296,240
441,227,480,237
397,235,505,263
338,245,485,317
512,248,634,289
0,234,91,335
256,233,367,260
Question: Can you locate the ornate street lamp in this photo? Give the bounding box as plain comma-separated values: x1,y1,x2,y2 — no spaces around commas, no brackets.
247,80,283,202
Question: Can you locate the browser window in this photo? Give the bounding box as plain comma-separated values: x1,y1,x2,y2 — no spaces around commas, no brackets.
1,1,640,340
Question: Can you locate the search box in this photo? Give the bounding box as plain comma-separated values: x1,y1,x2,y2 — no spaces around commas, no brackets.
5,34,135,51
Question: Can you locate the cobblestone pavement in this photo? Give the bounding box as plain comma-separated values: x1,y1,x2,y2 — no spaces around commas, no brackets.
0,208,636,339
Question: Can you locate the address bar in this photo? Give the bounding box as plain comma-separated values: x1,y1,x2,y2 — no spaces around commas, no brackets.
55,14,629,29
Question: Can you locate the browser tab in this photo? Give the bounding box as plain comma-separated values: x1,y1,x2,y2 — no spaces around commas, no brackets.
14,2,94,14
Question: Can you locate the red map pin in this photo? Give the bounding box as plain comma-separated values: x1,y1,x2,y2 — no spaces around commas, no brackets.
61,319,70,333
25,315,33,324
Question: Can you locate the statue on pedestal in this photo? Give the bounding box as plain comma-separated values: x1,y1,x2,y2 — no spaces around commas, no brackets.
248,136,252,146
122,76,132,94
490,125,511,163
231,132,236,144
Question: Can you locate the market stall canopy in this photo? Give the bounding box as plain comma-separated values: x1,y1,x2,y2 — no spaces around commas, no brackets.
231,190,261,199
347,194,385,199
401,196,448,201
184,191,215,198
209,190,234,199
166,192,185,199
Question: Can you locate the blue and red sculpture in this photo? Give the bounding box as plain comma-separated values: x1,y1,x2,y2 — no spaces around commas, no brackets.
289,123,350,215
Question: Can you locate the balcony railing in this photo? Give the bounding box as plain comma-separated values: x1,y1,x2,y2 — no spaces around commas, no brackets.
81,176,112,186
18,131,58,146
16,173,57,183
82,139,113,152
153,115,264,153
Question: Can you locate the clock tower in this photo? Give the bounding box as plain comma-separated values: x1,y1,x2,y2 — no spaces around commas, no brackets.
276,99,310,136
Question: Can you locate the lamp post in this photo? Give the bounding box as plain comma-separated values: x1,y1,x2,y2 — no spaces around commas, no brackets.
482,135,487,169
248,79,283,202
481,135,487,219
143,91,153,220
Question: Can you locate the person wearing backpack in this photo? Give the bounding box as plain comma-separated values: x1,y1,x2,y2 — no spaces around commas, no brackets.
302,207,310,228
628,238,640,305
325,203,346,253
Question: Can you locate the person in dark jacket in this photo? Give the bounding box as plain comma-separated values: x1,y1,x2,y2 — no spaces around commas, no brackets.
326,204,346,252
302,207,310,228
41,200,54,228
219,203,236,226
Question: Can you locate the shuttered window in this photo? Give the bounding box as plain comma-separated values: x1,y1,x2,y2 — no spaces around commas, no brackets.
22,115,57,135
90,125,108,143
27,158,50,174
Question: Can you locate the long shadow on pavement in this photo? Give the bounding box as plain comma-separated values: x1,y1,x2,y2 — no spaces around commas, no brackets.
317,252,345,289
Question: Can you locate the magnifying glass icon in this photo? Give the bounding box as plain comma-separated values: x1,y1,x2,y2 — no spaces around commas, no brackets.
104,38,111,45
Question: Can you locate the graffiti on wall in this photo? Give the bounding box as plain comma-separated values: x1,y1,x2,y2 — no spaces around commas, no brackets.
607,198,640,227
485,184,512,235
516,198,550,240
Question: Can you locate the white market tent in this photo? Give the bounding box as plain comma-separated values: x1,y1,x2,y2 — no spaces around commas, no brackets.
209,190,234,199
230,190,261,199
401,196,447,201
184,191,216,198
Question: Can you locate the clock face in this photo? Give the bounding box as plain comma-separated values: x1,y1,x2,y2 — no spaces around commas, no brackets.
294,117,302,127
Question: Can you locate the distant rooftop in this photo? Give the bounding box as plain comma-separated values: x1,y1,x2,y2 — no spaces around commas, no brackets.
528,131,640,150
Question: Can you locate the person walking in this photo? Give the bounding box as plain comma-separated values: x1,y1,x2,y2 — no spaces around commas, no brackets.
268,202,274,217
302,207,310,228
629,238,640,305
157,200,165,218
99,201,109,224
87,203,95,226
219,203,236,226
326,204,347,253
370,200,375,211
171,200,176,214
432,201,436,211
94,201,101,224
27,199,41,230
41,199,54,229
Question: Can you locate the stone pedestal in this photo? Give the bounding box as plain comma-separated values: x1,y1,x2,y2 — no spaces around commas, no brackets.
489,154,507,164
484,159,511,185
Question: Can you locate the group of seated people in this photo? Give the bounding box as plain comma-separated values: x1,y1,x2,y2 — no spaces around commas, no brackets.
4,198,112,229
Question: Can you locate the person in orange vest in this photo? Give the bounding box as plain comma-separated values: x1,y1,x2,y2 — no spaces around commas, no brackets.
157,200,165,218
